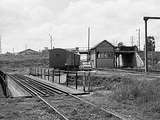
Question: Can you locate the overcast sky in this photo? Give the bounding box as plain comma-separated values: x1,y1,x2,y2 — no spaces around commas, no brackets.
1,0,160,53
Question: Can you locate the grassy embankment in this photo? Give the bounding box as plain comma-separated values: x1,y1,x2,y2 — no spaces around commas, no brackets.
90,75,160,119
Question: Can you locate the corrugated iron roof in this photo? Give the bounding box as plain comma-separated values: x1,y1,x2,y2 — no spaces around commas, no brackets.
18,49,38,55
91,40,115,50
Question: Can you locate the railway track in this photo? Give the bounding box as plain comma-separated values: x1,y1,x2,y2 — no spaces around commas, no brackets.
8,74,126,120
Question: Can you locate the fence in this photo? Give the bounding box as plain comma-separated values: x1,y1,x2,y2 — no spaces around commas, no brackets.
0,71,9,97
29,67,92,92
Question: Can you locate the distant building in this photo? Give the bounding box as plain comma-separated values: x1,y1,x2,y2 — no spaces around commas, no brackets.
90,40,115,68
18,49,39,55
90,40,143,69
5,52,14,56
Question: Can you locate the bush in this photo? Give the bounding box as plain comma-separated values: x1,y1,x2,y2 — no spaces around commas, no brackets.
90,75,123,90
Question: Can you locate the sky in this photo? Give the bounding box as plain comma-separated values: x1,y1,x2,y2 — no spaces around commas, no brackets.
1,0,160,53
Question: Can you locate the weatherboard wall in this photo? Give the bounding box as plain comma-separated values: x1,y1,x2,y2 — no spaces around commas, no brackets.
90,40,115,68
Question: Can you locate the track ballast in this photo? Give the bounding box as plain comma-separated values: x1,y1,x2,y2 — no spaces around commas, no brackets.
8,74,123,120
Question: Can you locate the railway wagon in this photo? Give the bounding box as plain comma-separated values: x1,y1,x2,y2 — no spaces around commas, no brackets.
49,48,80,70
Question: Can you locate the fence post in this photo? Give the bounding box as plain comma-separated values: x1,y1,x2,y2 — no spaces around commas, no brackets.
48,69,50,81
75,72,78,89
41,68,42,78
29,67,31,75
66,71,69,86
59,70,61,84
88,72,91,92
36,67,38,76
37,67,39,77
39,67,40,78
44,69,46,80
52,69,54,83
34,67,36,76
83,72,86,92
5,75,9,98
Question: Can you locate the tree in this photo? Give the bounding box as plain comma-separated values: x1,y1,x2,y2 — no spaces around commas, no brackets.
118,42,123,47
144,36,155,51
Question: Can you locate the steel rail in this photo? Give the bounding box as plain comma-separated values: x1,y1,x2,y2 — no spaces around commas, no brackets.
26,74,128,120
8,74,37,96
21,74,128,119
8,74,69,120
12,74,64,96
11,75,48,96
22,75,70,95
15,75,63,94
9,74,46,96
10,74,128,120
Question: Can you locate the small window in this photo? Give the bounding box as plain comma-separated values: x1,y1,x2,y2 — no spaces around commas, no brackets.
96,52,100,58
108,51,114,58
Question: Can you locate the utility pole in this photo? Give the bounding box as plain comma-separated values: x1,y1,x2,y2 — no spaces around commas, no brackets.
144,17,148,72
130,36,134,46
143,16,160,72
49,33,53,50
0,35,2,54
88,27,90,62
136,28,141,51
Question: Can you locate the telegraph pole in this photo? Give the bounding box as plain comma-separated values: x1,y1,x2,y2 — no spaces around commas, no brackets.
144,17,148,72
143,16,160,72
88,27,90,54
49,33,53,50
87,27,90,62
130,36,134,46
0,35,2,54
136,28,141,51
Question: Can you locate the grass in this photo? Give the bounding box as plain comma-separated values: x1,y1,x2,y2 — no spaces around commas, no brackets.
89,75,160,119
90,75,160,102
0,54,49,72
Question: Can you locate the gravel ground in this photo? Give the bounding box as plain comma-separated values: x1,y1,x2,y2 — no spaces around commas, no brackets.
46,96,121,120
0,96,121,120
0,97,64,120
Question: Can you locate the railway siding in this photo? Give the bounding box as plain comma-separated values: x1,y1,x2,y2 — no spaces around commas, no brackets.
7,76,31,97
46,96,121,120
8,74,123,120
25,74,88,95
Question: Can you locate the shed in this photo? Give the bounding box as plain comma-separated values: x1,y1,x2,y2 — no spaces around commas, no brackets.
90,40,115,68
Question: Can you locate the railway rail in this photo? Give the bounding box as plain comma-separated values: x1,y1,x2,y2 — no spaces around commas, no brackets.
8,74,127,120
